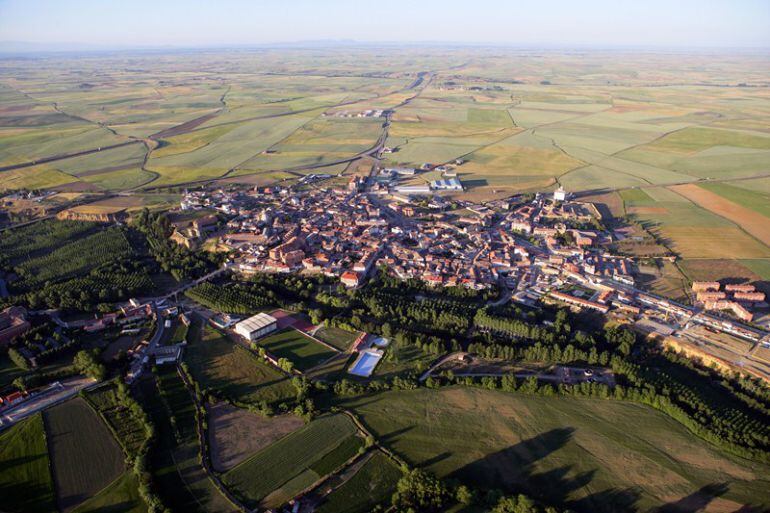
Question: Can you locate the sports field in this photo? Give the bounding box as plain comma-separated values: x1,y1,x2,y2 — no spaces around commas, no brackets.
43,398,125,512
0,413,56,513
184,325,295,406
338,387,770,513
314,326,361,351
259,329,338,372
222,413,360,509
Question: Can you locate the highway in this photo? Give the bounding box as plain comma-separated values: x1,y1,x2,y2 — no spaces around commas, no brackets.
0,376,98,430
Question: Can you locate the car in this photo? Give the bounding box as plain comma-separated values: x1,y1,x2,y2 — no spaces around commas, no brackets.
583,369,594,377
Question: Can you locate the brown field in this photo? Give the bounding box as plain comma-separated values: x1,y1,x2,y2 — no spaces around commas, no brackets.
578,191,624,219
678,259,768,293
657,226,770,259
669,184,770,246
207,402,304,472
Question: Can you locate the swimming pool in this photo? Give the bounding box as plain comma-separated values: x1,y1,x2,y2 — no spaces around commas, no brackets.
348,349,383,377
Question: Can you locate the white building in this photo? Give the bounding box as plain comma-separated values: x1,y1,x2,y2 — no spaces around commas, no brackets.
234,312,278,341
554,186,568,201
431,178,463,191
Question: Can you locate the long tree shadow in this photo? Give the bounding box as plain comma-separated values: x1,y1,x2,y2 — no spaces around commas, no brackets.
654,483,729,513
450,427,643,513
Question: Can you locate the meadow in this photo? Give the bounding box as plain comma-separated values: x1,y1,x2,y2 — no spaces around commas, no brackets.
338,387,770,513
314,325,361,351
222,413,359,509
316,451,403,513
0,414,56,513
258,329,338,372
145,368,236,513
184,325,295,406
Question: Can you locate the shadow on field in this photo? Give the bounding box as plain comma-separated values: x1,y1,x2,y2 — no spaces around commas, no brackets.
450,427,642,513
652,482,765,513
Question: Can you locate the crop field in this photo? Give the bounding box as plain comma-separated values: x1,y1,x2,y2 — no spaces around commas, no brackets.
337,387,770,513
184,325,295,406
669,184,770,246
258,329,338,371
11,226,137,289
208,402,304,472
0,413,56,513
222,413,359,509
43,398,125,512
316,452,403,513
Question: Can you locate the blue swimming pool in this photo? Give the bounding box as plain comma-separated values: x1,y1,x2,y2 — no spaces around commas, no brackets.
348,350,382,377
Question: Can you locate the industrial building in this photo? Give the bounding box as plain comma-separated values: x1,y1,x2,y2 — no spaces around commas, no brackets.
234,312,278,341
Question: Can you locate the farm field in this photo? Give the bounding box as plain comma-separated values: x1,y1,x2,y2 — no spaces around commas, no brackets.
43,398,125,512
84,382,150,456
0,413,57,513
669,183,770,246
337,387,770,513
207,401,304,472
222,413,359,509
184,325,295,406
258,329,338,372
316,451,403,513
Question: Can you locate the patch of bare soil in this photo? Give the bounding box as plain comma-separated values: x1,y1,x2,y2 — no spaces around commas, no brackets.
208,402,304,471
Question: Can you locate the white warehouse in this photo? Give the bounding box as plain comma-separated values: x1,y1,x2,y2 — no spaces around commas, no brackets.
234,312,278,341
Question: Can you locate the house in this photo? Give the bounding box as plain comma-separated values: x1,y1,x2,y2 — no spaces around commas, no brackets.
0,306,30,346
234,313,278,341
341,270,362,288
553,186,568,202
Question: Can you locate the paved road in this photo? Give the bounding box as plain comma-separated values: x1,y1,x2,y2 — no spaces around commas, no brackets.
0,376,98,429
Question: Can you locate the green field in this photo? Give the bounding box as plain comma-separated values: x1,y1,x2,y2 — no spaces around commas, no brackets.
259,329,338,371
44,398,125,512
71,472,147,513
314,326,360,351
337,387,770,513
316,452,403,513
699,182,770,218
147,368,236,513
223,413,358,508
184,325,295,406
0,414,57,513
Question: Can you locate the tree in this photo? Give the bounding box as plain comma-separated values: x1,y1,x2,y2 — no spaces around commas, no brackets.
391,469,450,512
7,348,29,371
73,350,106,380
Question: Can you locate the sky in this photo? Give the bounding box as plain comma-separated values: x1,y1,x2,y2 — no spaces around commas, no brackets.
0,0,768,50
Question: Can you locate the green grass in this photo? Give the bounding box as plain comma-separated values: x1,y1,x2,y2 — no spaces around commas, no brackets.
71,471,147,513
167,320,189,346
309,434,365,476
314,326,360,351
44,398,125,512
144,369,234,513
184,325,295,406
259,329,338,372
222,414,357,508
619,188,655,206
741,259,770,280
316,452,403,513
0,351,25,390
337,387,770,513
0,414,57,513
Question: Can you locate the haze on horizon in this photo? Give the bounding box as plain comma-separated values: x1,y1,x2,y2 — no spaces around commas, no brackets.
0,0,769,52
